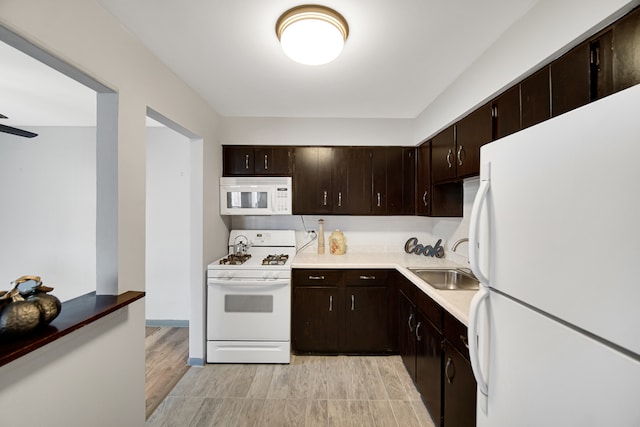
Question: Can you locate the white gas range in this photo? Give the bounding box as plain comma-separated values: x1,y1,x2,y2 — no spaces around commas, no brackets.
206,230,296,364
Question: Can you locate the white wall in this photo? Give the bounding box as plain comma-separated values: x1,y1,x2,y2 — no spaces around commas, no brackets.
146,126,190,322
222,117,415,146
0,0,228,395
0,126,96,302
0,299,146,427
414,0,639,143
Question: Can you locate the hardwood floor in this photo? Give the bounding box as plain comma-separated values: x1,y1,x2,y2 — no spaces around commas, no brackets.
146,327,190,419
146,354,436,427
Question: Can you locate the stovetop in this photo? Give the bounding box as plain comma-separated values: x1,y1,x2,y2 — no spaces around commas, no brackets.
208,230,296,271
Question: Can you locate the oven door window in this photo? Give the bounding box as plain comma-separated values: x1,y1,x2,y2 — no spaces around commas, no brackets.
224,294,273,313
227,191,268,209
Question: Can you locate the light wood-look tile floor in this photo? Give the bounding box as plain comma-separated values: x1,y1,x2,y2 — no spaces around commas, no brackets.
146,354,436,427
146,327,190,419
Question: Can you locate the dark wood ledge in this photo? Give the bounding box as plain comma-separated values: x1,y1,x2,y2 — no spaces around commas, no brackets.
0,290,145,368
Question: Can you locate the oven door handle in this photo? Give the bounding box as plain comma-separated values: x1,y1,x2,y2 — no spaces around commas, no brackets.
207,279,290,287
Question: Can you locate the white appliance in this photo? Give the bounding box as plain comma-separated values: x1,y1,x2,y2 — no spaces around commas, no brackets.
219,176,292,215
206,229,296,363
468,84,640,426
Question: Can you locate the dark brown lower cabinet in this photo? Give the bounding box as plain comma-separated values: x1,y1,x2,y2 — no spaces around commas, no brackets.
343,286,389,352
397,273,477,427
292,286,339,353
443,341,477,427
398,290,417,379
416,309,443,426
292,269,392,354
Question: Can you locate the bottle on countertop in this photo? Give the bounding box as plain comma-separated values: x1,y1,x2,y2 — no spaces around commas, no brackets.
317,219,325,254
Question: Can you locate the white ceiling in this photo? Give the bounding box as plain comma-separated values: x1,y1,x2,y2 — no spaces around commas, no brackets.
1,0,540,127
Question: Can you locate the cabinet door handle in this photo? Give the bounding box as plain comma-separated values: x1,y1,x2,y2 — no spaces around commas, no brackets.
359,275,376,280
377,192,381,207
245,154,250,170
415,321,422,341
460,334,469,349
457,145,464,166
446,149,453,168
329,295,333,312
308,275,325,280
408,312,414,333
445,357,455,383
422,190,428,207
338,192,342,207
351,294,355,311
323,190,328,206
264,154,268,170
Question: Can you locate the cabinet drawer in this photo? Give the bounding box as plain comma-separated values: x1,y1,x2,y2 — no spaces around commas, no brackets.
415,291,442,331
344,269,390,286
293,269,342,286
444,311,469,359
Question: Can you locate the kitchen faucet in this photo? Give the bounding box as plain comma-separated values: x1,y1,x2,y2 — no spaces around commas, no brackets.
450,237,469,252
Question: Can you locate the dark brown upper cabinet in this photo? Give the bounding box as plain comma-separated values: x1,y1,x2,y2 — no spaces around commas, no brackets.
402,147,416,216
590,30,614,100
613,7,640,93
492,85,521,140
293,146,333,214
551,41,591,117
431,125,456,184
521,67,551,129
223,145,291,176
416,142,431,216
371,147,407,215
455,103,493,178
332,147,371,215
431,103,491,184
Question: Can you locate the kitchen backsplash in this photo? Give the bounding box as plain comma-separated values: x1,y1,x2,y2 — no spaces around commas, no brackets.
230,177,480,262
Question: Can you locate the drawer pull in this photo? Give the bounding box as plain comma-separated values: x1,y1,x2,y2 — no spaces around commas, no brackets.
308,275,325,280
359,275,376,280
460,334,469,349
329,295,333,312
351,294,355,311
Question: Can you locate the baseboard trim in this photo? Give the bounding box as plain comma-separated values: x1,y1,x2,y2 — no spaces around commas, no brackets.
188,357,205,366
145,319,189,328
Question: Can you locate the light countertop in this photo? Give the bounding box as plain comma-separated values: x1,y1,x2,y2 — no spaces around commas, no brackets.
292,250,477,326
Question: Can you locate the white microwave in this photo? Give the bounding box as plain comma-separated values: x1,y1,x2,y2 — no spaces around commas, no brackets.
220,177,292,215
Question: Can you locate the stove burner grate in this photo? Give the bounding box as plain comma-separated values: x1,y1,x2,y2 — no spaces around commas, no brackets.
220,253,252,265
262,254,290,265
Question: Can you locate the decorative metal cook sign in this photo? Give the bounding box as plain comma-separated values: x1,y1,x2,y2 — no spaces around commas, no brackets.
404,237,445,258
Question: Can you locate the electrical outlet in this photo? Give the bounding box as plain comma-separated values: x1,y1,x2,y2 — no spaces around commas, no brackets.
306,230,316,239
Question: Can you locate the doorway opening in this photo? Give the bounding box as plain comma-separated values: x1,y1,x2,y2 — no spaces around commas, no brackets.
144,108,203,417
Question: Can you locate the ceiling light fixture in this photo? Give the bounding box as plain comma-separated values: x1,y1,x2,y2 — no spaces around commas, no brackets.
276,4,349,66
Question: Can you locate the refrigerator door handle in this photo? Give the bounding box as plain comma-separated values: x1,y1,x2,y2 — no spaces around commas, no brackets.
469,162,491,284
469,286,490,398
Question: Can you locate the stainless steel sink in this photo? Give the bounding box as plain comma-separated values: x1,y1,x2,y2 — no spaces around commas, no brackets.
408,268,480,291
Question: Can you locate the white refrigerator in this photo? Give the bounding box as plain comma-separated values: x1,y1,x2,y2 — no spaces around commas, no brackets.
468,83,640,426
